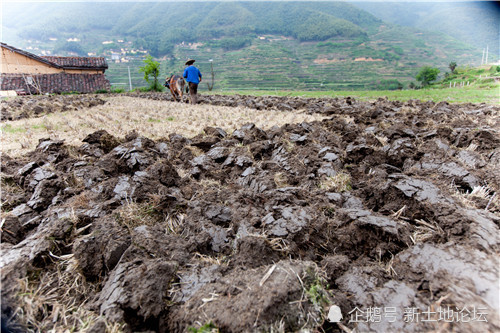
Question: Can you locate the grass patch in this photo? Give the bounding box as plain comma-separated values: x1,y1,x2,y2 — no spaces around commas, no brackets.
114,199,164,230
208,86,499,105
306,280,330,307
319,172,352,192
1,124,26,134
188,321,219,333
114,197,186,234
301,265,331,324
274,172,289,188
31,124,49,130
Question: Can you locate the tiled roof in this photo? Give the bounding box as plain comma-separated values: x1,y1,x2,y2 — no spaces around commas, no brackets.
1,42,108,70
1,73,111,94
41,56,108,69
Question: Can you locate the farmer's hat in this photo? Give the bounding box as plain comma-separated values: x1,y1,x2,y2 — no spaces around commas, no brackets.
185,59,195,65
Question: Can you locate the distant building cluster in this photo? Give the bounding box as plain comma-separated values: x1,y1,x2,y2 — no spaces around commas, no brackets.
19,37,149,63
100,39,148,63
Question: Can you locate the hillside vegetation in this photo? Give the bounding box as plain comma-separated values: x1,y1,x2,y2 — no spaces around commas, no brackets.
2,2,486,90
164,24,480,91
437,65,500,89
353,1,499,53
3,2,379,56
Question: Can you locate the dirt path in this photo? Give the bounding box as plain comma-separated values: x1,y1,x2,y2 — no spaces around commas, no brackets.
1,93,499,332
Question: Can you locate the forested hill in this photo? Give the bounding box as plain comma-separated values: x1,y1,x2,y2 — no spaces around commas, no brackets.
2,2,486,90
351,1,499,55
3,1,381,56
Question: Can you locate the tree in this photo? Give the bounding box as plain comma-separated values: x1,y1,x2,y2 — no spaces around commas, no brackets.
449,61,457,73
416,66,440,86
139,55,162,91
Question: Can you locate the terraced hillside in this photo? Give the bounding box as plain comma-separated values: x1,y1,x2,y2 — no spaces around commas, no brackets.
165,25,479,91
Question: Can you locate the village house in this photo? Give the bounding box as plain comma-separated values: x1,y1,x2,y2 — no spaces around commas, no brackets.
1,42,110,95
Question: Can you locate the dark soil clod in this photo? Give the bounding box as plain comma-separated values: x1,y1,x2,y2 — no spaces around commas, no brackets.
1,93,499,332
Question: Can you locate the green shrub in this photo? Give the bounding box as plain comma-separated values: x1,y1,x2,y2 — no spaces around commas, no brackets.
416,66,440,86
393,46,404,55
111,87,125,93
132,87,151,92
371,79,403,90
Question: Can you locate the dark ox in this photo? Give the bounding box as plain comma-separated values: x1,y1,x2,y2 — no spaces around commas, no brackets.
164,75,185,102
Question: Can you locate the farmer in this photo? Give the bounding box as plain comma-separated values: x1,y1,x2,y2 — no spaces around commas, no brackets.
183,59,202,104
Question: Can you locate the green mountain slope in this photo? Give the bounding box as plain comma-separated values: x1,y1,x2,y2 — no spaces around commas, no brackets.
3,2,378,56
167,24,479,91
1,2,484,91
351,1,499,56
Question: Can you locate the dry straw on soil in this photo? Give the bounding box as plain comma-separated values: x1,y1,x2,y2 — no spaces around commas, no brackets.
14,253,125,333
1,96,326,157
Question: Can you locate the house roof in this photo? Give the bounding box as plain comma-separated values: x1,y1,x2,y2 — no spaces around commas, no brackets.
1,42,108,71
41,56,108,70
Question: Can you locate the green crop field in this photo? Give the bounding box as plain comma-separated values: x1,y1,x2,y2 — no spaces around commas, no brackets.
208,86,499,105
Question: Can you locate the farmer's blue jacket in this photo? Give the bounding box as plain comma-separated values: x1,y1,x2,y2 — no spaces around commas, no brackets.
183,65,202,84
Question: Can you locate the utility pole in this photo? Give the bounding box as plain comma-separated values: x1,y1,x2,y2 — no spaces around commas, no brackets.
128,66,133,91
206,59,215,91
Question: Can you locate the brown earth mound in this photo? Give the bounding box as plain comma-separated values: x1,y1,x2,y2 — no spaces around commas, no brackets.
1,94,107,121
1,94,499,332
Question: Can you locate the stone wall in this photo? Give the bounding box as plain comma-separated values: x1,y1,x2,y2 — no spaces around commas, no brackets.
0,73,111,94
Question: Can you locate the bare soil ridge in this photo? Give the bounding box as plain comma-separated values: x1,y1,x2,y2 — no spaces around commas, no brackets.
1,93,499,332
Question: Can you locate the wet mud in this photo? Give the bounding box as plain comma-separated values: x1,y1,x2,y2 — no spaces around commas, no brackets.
1,93,499,332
